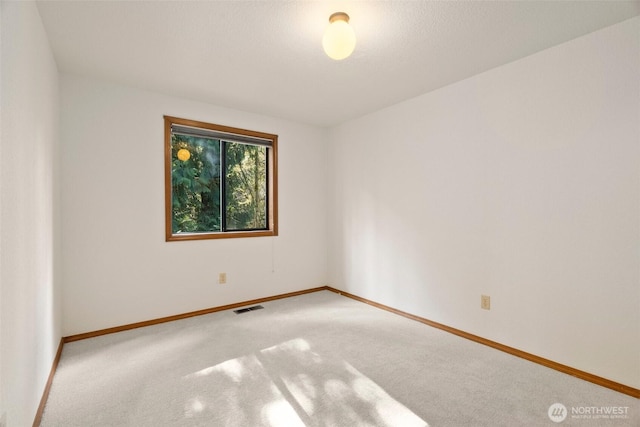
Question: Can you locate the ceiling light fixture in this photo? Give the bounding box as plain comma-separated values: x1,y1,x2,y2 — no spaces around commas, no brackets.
322,12,356,60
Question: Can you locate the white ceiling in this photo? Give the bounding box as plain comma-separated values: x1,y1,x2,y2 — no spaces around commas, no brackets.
36,0,639,127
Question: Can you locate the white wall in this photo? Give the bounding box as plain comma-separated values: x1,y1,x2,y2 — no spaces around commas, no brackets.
4,9,635,425
328,17,640,389
0,2,61,426
60,75,328,336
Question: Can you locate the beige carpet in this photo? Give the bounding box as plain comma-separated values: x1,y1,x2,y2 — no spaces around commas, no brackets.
40,290,639,426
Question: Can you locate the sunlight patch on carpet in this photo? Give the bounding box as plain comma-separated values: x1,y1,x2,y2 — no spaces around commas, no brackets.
183,338,429,426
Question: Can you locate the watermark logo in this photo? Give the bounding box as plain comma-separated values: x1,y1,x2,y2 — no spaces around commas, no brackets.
548,403,630,423
548,403,568,423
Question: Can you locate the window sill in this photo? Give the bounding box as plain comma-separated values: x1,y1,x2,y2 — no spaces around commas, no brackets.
166,229,278,242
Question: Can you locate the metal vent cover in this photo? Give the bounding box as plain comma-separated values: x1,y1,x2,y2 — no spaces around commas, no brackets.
233,305,264,314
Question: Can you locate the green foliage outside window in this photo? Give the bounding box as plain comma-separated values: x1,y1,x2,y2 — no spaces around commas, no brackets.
171,135,221,233
171,135,267,234
225,142,267,230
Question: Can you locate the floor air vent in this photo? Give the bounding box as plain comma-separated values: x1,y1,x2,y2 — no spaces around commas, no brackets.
233,305,264,314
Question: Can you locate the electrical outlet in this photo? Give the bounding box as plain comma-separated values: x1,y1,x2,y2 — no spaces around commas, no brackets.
481,295,491,310
218,273,227,284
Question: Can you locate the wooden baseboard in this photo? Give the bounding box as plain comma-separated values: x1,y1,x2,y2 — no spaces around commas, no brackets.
35,286,329,425
35,284,636,427
325,286,639,399
32,338,64,427
64,286,328,343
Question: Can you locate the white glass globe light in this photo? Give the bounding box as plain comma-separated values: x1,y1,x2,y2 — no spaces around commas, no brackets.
322,12,356,60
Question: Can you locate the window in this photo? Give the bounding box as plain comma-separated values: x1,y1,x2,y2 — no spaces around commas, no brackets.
164,116,278,241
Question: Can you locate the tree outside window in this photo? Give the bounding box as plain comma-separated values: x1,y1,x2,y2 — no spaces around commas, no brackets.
164,116,277,241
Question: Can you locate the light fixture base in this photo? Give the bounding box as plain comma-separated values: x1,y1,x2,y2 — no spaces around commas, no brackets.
329,12,350,24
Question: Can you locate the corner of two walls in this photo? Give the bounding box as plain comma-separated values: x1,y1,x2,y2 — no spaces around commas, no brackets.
327,17,640,389
5,7,637,426
1,1,62,425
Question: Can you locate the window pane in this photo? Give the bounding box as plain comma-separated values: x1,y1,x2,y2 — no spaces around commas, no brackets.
165,115,277,241
171,135,221,233
224,142,267,230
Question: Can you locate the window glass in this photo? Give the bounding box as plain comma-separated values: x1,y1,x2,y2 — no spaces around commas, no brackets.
165,116,277,241
224,142,267,231
171,135,221,233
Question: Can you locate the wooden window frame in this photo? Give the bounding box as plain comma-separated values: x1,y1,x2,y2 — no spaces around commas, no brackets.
164,116,278,241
